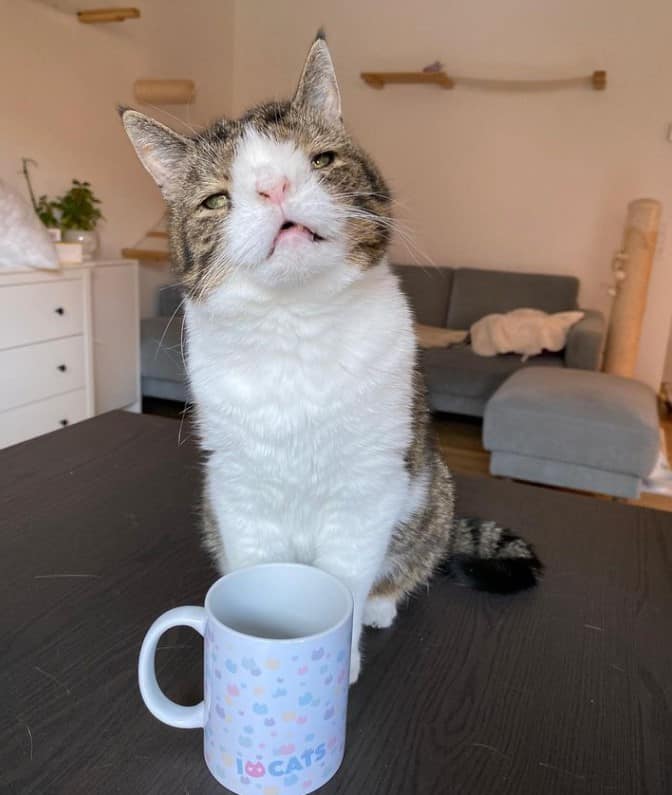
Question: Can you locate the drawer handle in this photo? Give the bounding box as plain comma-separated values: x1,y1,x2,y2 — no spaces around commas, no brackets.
54,307,65,315
57,364,67,372
59,419,69,427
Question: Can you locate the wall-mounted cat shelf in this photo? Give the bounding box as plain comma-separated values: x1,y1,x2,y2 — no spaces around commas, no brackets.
134,79,196,105
34,1,140,22
78,7,140,23
361,70,607,92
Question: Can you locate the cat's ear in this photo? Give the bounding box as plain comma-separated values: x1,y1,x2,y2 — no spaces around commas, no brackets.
292,31,342,124
120,108,189,201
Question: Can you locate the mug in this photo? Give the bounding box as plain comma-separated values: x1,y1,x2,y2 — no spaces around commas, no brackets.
138,563,354,795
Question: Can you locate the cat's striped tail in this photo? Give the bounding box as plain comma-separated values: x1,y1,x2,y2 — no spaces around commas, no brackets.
442,518,543,593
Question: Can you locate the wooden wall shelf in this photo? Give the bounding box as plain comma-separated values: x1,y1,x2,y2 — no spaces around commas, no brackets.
362,71,454,90
77,7,140,24
121,248,168,263
361,70,607,92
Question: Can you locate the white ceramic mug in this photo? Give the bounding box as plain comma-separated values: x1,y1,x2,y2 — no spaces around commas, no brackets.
138,563,354,795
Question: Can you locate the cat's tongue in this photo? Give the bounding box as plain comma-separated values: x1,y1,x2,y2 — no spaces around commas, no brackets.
275,221,315,247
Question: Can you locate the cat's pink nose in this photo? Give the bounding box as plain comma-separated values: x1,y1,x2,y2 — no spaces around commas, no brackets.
257,177,289,205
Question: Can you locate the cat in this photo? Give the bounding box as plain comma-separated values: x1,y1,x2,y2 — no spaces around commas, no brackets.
121,31,541,684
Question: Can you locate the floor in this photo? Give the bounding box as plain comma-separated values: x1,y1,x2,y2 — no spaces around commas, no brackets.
143,398,672,513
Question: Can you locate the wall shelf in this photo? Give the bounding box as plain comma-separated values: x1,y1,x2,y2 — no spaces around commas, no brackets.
78,8,140,24
361,70,607,92
361,71,454,90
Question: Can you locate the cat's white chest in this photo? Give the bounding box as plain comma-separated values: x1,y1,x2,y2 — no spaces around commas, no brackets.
185,265,416,567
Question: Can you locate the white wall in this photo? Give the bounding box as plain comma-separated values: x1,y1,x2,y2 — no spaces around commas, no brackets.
1,0,234,316
231,0,672,389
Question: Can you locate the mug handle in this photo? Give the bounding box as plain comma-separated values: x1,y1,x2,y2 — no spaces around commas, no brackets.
138,606,207,729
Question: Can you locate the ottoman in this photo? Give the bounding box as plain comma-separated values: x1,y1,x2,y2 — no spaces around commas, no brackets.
483,368,660,498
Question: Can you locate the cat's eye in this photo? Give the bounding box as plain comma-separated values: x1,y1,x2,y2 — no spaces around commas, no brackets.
311,151,335,170
202,192,229,210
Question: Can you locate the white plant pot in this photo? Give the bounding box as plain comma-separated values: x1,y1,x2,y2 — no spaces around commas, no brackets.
63,229,99,260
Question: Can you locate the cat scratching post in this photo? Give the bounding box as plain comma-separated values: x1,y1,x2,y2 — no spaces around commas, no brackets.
603,198,661,377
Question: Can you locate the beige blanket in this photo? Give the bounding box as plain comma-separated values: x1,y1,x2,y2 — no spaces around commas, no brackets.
415,324,468,349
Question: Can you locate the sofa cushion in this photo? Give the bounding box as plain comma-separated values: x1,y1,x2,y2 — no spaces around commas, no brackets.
393,265,453,326
140,315,186,384
421,345,564,402
483,367,660,478
446,268,579,329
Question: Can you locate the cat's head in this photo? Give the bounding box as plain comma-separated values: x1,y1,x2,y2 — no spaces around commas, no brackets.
121,32,391,298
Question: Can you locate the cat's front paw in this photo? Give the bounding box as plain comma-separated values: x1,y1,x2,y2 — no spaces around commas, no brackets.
349,649,361,685
363,595,397,629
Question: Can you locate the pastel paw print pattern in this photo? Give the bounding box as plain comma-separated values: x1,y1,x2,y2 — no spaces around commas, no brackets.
311,648,325,661
253,703,269,715
275,744,295,755
238,735,252,748
282,711,296,723
227,684,240,697
298,665,308,676
323,707,335,720
253,687,265,697
225,659,237,674
298,692,312,707
272,687,287,698
264,658,280,670
215,705,226,719
264,717,275,727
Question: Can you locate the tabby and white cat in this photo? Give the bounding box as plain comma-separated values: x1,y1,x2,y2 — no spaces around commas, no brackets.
121,32,541,683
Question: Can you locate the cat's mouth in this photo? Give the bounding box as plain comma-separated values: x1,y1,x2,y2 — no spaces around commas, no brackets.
270,220,325,254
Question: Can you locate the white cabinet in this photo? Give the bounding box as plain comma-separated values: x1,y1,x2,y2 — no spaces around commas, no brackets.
0,260,140,448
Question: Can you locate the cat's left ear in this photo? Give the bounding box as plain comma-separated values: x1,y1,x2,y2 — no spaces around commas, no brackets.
292,31,342,124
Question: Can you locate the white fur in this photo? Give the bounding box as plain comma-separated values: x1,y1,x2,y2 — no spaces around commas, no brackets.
185,133,417,682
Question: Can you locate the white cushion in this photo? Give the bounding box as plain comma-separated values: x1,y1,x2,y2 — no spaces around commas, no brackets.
0,180,59,270
471,308,584,360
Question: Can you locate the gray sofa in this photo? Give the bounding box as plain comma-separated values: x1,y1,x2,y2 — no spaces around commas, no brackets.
140,267,606,415
394,265,606,416
140,284,187,402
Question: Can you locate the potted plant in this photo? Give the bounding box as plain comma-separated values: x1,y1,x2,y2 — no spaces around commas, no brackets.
54,179,104,260
21,158,61,241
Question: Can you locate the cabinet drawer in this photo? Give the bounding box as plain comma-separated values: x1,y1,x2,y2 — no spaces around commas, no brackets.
0,389,87,449
0,279,84,349
0,337,86,411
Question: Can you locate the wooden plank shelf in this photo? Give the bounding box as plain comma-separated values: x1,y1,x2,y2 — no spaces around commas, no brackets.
361,69,607,92
77,7,140,23
361,71,454,90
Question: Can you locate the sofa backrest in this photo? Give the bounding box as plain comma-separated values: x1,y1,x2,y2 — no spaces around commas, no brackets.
392,265,454,326
446,268,579,329
158,283,184,317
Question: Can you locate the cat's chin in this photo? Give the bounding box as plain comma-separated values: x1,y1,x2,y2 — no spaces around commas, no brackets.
248,243,352,292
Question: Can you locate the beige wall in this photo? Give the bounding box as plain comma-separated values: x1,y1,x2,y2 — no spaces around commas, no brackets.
232,0,672,389
1,0,234,316
664,324,672,384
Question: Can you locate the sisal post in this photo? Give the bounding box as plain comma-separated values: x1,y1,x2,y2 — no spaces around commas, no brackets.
603,198,661,377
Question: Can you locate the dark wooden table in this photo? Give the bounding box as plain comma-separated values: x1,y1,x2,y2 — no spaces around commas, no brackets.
1,412,671,795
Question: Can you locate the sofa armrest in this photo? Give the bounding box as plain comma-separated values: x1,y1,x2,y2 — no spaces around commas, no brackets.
564,309,606,370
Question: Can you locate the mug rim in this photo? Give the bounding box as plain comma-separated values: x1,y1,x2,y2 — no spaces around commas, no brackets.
204,562,354,644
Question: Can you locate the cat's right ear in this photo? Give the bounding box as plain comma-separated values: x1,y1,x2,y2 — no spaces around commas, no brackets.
119,107,189,201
